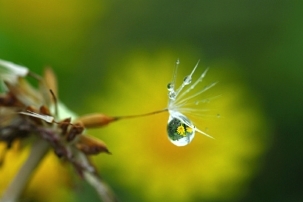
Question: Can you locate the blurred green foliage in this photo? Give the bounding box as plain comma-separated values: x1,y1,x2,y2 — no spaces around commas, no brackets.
0,1,303,202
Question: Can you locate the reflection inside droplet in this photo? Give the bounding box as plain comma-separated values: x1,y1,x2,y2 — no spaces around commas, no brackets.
167,113,195,146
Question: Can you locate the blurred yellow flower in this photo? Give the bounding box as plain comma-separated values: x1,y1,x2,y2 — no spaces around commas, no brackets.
0,142,73,202
89,52,271,201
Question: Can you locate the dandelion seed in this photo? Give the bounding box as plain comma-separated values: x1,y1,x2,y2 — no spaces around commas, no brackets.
113,59,218,146
167,60,216,146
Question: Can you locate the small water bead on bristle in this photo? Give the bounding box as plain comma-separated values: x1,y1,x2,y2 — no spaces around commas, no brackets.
167,81,177,100
167,82,174,91
183,76,192,85
168,91,176,100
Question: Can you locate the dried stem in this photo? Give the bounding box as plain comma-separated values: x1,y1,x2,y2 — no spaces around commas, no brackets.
115,108,168,120
0,138,50,202
83,172,117,202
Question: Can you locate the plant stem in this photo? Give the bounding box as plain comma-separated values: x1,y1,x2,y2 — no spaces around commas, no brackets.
83,172,117,202
0,138,50,202
115,108,168,120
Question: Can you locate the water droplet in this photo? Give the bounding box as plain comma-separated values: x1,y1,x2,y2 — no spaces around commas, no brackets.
195,101,199,105
176,59,180,65
183,76,192,85
168,91,176,100
167,113,195,146
216,113,221,118
167,82,174,91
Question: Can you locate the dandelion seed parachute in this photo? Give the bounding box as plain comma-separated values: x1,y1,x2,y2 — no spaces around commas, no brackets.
167,60,216,146
99,59,217,147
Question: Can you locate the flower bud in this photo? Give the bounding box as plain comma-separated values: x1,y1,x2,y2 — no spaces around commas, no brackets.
77,135,111,155
76,113,116,128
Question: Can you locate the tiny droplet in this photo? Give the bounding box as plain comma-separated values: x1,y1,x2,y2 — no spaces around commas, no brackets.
167,82,174,91
183,76,192,85
169,91,176,100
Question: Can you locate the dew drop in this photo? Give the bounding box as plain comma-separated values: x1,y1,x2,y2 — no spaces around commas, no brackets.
183,76,192,85
167,113,195,146
216,113,221,118
168,91,176,100
167,82,174,91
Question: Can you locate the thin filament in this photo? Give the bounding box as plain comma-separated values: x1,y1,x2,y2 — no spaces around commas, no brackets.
175,82,218,106
174,60,200,98
174,94,222,109
195,127,214,139
115,108,168,120
177,67,209,101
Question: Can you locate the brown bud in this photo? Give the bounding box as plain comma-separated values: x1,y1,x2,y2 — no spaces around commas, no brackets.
40,105,51,115
66,122,84,142
58,118,71,135
77,135,111,155
76,113,117,128
25,106,37,112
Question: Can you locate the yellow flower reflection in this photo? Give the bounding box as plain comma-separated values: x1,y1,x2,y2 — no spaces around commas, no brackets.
177,125,186,136
89,53,271,202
